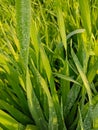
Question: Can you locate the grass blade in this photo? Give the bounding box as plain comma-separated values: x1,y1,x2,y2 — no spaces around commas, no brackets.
64,76,81,118
26,69,48,130
53,72,82,86
40,45,66,130
92,104,98,128
87,59,98,83
83,106,92,130
0,109,24,130
0,99,32,125
16,0,31,70
30,20,40,66
71,48,92,105
78,106,84,130
5,63,29,113
25,125,38,130
30,60,58,130
79,0,91,36
55,0,67,51
66,29,85,40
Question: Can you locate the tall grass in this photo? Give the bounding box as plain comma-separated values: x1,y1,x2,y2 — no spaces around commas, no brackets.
0,0,98,130
16,0,31,73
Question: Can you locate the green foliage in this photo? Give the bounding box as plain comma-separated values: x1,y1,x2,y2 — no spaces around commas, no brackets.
0,0,98,130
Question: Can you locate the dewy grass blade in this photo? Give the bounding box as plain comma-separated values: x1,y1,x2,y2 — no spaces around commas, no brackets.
16,0,31,70
71,48,92,105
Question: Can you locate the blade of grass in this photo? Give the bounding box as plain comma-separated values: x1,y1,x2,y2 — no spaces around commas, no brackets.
55,0,67,52
40,45,66,130
5,63,29,113
87,58,98,83
25,125,38,130
60,61,70,112
40,45,58,101
92,104,98,128
0,109,24,130
64,76,81,118
26,69,48,130
66,29,85,40
30,60,59,130
79,0,91,37
16,0,31,71
71,48,92,105
0,99,32,125
78,106,84,130
0,53,29,113
30,20,40,67
53,72,82,86
83,106,93,130
55,1,70,120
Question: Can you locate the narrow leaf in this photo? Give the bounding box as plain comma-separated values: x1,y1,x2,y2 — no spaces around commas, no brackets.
53,72,82,86
0,109,24,130
16,0,31,70
71,48,92,105
26,69,48,130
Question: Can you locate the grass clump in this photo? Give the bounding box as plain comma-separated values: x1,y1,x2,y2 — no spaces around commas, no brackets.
0,0,98,130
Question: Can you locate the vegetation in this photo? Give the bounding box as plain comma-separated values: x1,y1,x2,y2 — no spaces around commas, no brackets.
0,0,98,129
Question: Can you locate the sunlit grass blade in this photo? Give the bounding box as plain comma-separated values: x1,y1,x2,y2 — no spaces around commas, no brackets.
66,29,85,40
0,99,32,125
0,53,29,113
0,109,24,130
5,63,29,113
40,45,58,100
55,0,67,51
87,59,98,83
30,20,40,67
71,48,92,105
79,0,91,36
25,125,38,130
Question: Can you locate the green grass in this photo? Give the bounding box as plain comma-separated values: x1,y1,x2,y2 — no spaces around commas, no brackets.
0,0,98,130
